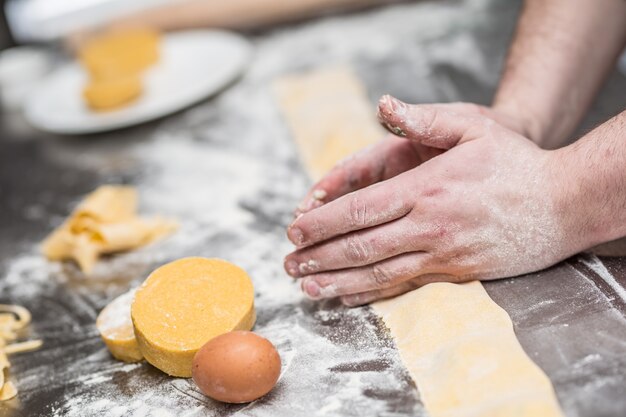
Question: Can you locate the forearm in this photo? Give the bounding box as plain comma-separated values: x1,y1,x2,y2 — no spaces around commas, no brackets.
555,111,626,250
493,0,626,149
111,0,391,31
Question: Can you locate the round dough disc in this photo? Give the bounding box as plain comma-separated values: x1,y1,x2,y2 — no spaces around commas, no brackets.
131,257,255,377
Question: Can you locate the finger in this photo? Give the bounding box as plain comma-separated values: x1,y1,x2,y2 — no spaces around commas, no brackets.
425,102,527,136
341,280,418,307
287,179,412,247
377,95,495,149
285,216,428,277
294,135,423,216
340,273,458,306
299,251,432,299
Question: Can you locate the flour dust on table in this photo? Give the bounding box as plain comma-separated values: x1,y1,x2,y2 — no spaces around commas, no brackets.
0,0,526,414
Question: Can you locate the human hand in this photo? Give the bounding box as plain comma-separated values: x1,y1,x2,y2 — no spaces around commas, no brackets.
294,99,533,217
293,134,443,216
285,96,580,306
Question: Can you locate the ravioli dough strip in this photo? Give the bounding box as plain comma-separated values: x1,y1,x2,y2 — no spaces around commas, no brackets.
274,67,564,417
274,66,386,180
373,282,563,417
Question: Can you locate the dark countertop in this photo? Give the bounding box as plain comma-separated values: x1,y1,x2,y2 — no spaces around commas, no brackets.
1,0,625,416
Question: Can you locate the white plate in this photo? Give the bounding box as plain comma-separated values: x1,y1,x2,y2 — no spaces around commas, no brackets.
24,30,252,134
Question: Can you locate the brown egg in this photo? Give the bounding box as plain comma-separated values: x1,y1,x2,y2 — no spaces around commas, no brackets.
192,331,281,403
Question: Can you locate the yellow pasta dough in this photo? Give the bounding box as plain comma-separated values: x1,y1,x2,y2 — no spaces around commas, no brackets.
373,282,564,417
83,76,143,111
0,304,42,401
131,257,256,377
74,185,137,223
273,67,386,180
78,28,160,111
0,380,17,401
41,185,177,274
96,289,143,363
79,29,160,81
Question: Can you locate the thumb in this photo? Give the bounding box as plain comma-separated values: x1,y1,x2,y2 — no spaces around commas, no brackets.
377,95,489,149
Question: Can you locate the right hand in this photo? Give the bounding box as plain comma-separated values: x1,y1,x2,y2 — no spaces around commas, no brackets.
294,97,533,217
286,96,579,306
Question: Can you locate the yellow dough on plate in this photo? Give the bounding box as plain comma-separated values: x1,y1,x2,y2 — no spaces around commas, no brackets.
41,185,177,274
96,289,143,363
79,28,160,81
83,75,143,111
131,257,256,377
78,28,160,111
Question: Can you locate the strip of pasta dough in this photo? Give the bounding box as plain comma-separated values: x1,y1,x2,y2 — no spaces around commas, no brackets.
274,67,386,180
274,67,564,417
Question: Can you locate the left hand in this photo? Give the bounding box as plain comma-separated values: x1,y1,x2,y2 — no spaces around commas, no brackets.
285,97,582,306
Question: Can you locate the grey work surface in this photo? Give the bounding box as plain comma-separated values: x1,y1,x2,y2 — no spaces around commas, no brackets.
1,0,626,416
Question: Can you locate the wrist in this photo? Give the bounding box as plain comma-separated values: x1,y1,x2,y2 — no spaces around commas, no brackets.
549,141,626,251
491,101,545,146
547,147,597,253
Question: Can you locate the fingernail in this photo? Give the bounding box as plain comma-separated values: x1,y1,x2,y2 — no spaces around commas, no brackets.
378,95,392,112
342,295,359,307
388,96,407,115
312,189,327,200
285,260,299,276
294,204,306,217
311,199,324,210
304,198,324,212
380,95,406,114
318,283,338,298
302,279,321,298
288,226,304,245
298,259,320,275
387,95,399,112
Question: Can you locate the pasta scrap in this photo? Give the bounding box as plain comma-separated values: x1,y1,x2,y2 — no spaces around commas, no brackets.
0,304,42,401
41,185,177,273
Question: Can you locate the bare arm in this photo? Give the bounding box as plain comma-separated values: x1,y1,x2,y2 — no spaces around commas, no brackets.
110,0,392,32
493,0,626,148
556,110,626,247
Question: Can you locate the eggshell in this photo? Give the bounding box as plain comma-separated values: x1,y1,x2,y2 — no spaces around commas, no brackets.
192,331,281,403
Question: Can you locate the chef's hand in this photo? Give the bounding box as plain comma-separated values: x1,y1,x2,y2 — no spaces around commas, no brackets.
294,98,532,217
285,96,576,306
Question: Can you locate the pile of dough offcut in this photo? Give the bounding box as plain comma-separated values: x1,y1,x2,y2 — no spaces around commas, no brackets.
97,257,256,378
0,304,42,401
78,28,160,110
41,185,177,274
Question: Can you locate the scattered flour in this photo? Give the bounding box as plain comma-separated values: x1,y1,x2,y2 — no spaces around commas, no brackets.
0,0,531,415
580,254,626,304
96,289,136,336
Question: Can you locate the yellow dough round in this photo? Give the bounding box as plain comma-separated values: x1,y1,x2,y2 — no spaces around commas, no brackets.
96,289,143,363
79,28,160,81
83,76,142,111
131,257,256,377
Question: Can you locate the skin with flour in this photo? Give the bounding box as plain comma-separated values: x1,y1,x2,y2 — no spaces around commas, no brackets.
285,0,626,305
